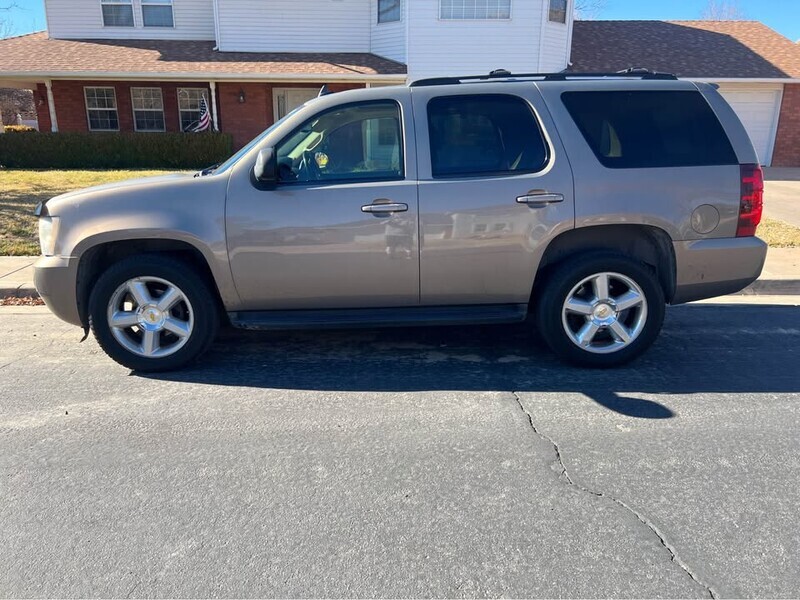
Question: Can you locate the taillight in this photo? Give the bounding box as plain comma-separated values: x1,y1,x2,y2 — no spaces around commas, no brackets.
737,163,764,237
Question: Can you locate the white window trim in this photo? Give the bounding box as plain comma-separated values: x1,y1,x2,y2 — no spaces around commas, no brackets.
131,87,166,132
377,0,402,25
177,87,207,132
438,0,512,21
141,0,175,29
100,0,134,28
84,86,120,132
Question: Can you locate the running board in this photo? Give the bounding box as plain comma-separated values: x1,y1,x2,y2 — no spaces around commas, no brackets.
228,304,528,331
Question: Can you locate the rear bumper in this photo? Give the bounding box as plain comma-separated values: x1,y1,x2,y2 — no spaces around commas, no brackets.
672,237,768,304
33,256,82,327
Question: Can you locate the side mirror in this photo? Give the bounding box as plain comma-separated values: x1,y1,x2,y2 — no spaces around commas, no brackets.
254,147,277,185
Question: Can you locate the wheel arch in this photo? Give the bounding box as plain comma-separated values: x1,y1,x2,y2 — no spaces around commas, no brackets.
76,237,227,328
533,224,676,304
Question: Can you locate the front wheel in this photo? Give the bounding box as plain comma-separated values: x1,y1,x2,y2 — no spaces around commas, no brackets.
535,253,665,368
89,255,220,372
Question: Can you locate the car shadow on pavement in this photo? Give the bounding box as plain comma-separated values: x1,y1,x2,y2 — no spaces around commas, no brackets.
141,304,800,419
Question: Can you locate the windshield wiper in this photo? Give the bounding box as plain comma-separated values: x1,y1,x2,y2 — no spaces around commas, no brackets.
195,163,221,177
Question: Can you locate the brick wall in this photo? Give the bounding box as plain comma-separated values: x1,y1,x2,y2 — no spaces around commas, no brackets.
772,84,800,167
38,80,367,149
219,82,366,149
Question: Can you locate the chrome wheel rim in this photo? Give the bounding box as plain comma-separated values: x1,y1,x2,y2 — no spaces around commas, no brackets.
107,276,194,359
561,271,648,355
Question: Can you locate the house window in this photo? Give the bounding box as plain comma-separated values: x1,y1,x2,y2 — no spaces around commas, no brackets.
142,0,174,27
131,88,166,132
178,88,208,132
549,0,567,23
439,0,511,20
101,0,134,27
378,0,401,23
84,87,119,131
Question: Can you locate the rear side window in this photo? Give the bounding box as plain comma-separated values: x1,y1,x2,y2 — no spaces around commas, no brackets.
427,94,548,178
561,91,737,169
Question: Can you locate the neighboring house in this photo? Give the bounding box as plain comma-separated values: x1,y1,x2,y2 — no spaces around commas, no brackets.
570,20,800,167
0,0,575,148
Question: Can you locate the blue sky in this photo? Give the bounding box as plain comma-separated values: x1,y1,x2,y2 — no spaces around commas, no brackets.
5,0,800,41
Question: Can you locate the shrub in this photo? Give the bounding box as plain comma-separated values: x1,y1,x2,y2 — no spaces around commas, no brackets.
3,125,37,133
0,131,234,169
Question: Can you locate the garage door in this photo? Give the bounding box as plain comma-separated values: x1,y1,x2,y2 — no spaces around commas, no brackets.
716,84,783,166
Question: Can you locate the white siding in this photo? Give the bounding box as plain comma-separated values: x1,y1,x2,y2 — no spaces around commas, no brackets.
216,0,371,53
46,0,216,40
538,21,571,72
405,0,553,81
370,0,406,63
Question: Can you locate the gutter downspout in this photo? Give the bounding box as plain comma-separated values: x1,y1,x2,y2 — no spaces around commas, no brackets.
45,79,58,132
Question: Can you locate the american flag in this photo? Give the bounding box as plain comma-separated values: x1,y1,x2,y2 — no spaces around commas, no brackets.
190,95,211,132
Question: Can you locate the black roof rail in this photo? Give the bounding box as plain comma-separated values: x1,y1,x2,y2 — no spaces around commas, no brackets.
409,68,678,87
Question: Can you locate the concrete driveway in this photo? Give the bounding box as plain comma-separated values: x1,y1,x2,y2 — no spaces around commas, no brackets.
2,300,799,598
764,167,800,227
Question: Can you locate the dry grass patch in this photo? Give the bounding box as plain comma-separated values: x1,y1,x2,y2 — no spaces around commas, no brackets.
0,169,176,255
758,217,800,248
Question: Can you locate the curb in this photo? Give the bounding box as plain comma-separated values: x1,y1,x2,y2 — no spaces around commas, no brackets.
0,285,39,298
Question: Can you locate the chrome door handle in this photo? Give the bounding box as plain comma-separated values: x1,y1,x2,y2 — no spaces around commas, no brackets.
361,202,408,213
516,192,564,206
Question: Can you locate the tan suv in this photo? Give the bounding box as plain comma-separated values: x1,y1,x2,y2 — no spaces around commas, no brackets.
33,70,768,371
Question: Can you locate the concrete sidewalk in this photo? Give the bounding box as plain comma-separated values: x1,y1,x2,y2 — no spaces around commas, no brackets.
2,249,799,298
764,167,800,228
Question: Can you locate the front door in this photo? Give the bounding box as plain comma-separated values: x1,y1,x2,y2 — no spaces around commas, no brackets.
226,94,420,311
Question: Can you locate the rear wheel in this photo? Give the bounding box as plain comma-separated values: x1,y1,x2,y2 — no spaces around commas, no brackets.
535,253,665,367
89,255,219,372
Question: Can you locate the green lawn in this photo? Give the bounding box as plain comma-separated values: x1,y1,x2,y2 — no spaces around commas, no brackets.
0,169,176,255
1,169,799,255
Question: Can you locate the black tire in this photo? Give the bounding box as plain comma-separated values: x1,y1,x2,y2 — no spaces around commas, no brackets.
534,252,665,368
89,254,220,372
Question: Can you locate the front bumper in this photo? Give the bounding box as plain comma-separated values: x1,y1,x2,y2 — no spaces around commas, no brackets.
33,256,82,327
672,237,768,304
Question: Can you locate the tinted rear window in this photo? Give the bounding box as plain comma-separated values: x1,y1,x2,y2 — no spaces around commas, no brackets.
427,94,549,178
561,91,737,169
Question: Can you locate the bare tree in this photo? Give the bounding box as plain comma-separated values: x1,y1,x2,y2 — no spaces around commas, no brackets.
701,0,746,20
574,0,606,20
0,2,17,39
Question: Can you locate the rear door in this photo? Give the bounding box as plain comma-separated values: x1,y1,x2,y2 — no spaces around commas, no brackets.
410,85,575,306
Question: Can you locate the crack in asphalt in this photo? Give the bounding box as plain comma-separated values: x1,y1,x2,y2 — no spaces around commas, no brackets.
510,391,718,599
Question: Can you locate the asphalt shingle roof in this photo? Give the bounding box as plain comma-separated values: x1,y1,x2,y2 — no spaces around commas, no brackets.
570,20,800,78
0,32,407,78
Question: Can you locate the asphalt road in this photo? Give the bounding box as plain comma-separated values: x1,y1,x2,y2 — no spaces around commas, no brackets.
1,300,799,598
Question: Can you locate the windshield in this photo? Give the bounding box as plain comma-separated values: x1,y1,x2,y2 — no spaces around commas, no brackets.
210,104,308,176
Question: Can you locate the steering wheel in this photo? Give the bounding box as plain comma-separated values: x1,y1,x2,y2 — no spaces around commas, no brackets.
302,150,321,181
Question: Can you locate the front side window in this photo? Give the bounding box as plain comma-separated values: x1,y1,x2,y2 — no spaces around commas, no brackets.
427,94,548,178
561,91,738,169
378,0,401,23
178,88,207,132
276,101,403,184
440,0,511,20
101,0,134,26
131,87,165,131
85,87,119,131
142,0,174,27
549,0,567,23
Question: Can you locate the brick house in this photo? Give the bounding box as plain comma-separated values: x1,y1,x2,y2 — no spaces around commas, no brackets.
570,20,800,167
0,0,575,149
0,3,799,165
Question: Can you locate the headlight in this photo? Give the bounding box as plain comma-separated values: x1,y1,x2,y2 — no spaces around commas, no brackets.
38,216,59,256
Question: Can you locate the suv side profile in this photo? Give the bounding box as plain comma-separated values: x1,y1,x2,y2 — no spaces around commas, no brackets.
33,70,767,371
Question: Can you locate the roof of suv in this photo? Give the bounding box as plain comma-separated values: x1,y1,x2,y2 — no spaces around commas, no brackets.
408,69,679,88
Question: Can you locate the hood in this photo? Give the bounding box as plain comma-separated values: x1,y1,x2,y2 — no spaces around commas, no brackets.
43,173,193,214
